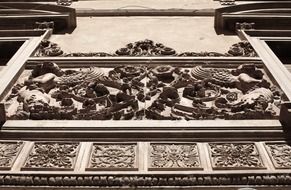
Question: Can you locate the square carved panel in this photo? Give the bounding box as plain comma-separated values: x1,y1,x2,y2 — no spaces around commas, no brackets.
22,142,79,171
265,142,291,169
87,143,138,171
208,143,265,170
0,141,23,170
149,143,201,170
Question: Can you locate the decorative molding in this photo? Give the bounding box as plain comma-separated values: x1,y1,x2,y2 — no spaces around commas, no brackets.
220,0,235,6
87,144,137,171
149,143,201,170
208,143,265,169
57,0,72,6
34,39,257,57
0,173,290,186
23,142,79,170
0,142,23,170
265,143,291,169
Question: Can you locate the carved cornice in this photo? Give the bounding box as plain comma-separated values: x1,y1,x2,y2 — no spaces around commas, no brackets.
34,39,257,57
215,2,291,34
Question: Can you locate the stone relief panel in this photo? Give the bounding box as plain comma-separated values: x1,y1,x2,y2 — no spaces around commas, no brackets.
208,143,265,170
0,141,23,170
22,142,79,170
34,39,257,57
149,143,201,170
265,142,291,169
4,62,283,120
87,143,137,171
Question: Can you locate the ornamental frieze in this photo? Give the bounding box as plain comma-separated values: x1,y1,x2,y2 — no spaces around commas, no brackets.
208,143,265,169
23,142,79,170
149,143,201,170
5,62,283,120
87,143,137,170
265,143,291,169
34,39,257,57
0,141,23,170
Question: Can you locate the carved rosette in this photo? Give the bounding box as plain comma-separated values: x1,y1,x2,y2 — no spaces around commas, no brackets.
265,143,291,169
209,143,265,169
0,141,23,170
149,143,201,170
87,144,137,170
23,142,79,170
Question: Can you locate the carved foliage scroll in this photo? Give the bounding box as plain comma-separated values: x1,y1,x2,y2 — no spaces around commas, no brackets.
34,39,257,57
209,143,265,169
265,143,291,169
149,143,201,170
0,142,23,170
87,144,137,170
23,142,79,170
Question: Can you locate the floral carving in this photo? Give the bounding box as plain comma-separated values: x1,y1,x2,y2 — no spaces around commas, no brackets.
265,143,291,169
34,40,257,57
209,143,264,169
23,142,79,170
88,144,137,170
0,142,23,169
149,143,200,170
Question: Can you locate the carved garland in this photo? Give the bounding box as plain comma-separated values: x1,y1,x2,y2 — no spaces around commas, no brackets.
34,39,257,57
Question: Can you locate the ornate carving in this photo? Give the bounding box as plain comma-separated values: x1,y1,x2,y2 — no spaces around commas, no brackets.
0,173,290,187
115,39,177,56
209,143,265,169
88,144,137,170
0,142,23,170
34,40,257,57
35,40,64,57
220,0,235,5
35,21,54,30
6,62,282,120
265,143,291,169
236,22,255,30
57,0,72,6
23,142,79,170
149,143,201,170
227,41,257,57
